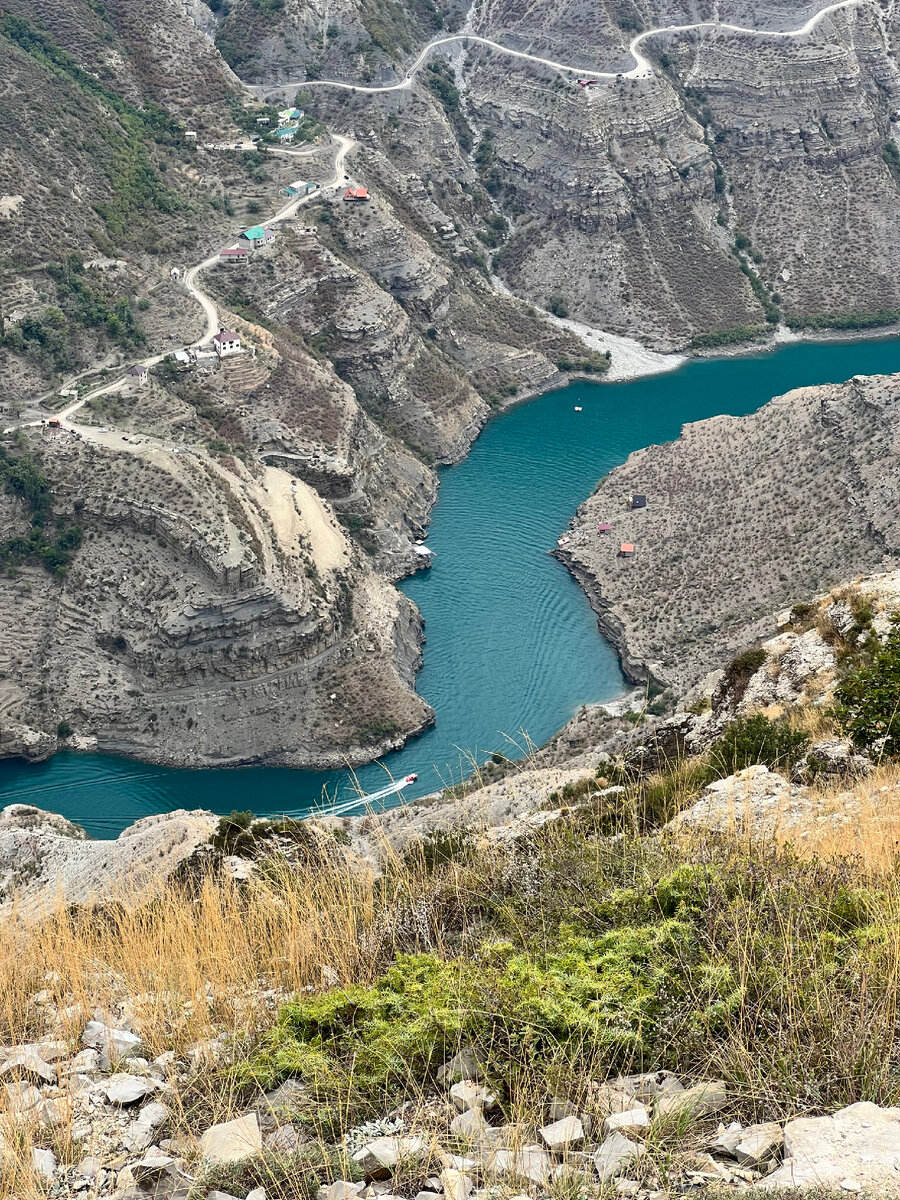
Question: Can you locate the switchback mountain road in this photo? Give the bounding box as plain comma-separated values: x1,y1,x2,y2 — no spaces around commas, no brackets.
4,136,354,435
254,0,860,97
183,137,352,346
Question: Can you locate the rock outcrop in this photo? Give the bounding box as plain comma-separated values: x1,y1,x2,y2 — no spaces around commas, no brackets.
761,1102,900,1194
557,373,900,689
0,405,433,768
0,804,218,919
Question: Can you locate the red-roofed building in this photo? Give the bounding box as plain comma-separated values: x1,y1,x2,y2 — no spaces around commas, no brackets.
619,543,634,556
343,187,370,202
219,247,249,263
597,523,611,532
213,329,242,358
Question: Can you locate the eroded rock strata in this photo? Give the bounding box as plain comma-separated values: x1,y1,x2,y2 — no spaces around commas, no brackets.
557,372,900,688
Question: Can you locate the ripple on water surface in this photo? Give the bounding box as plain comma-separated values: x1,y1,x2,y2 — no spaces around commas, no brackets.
3,336,900,835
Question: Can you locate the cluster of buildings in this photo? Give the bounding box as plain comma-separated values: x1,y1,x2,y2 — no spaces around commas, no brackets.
122,328,243,391
558,492,646,558
256,106,304,143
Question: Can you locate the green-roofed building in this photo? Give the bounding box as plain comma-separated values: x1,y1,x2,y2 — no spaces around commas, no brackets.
240,225,275,250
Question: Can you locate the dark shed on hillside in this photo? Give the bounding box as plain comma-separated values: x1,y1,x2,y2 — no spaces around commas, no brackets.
630,493,647,509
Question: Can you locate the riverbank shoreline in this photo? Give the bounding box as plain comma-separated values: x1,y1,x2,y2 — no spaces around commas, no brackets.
6,334,900,837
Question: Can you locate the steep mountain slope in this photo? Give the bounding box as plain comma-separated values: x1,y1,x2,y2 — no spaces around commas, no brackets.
0,349,435,767
258,0,900,347
557,371,900,688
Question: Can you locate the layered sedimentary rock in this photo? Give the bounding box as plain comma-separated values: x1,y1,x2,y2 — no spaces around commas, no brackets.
557,372,900,687
257,0,900,347
0,329,436,767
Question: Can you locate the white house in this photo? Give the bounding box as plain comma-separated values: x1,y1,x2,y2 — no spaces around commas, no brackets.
125,364,149,388
213,329,242,358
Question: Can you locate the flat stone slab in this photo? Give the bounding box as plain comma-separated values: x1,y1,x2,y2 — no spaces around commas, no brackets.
540,1114,585,1151
105,1073,156,1105
483,1147,552,1186
761,1102,900,1193
352,1136,428,1178
199,1112,262,1163
656,1080,726,1120
594,1132,645,1182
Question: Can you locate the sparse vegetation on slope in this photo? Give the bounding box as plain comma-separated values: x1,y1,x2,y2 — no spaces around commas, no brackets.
1,14,182,238
1,255,145,375
0,446,83,576
835,619,900,757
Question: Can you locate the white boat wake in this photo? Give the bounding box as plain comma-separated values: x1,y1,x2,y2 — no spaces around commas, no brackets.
325,773,420,817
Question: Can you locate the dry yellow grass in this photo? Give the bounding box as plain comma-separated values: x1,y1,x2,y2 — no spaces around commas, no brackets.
784,701,842,743
0,865,398,1197
0,869,385,1060
786,761,900,870
5,750,900,1197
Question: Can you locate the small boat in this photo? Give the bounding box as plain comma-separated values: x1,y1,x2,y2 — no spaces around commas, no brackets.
327,772,420,817
557,536,571,547
574,406,582,412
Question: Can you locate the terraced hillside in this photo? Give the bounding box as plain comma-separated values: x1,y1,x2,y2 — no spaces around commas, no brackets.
266,0,900,347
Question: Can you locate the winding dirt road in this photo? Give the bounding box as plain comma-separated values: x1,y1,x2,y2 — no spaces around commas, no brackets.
6,135,354,434
256,0,859,96
183,135,353,346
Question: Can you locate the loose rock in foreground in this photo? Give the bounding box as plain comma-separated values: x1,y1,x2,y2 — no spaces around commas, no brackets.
761,1101,900,1193
199,1112,263,1163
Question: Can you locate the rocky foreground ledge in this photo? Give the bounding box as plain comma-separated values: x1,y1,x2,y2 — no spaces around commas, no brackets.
4,1026,900,1200
5,569,900,1198
0,806,219,921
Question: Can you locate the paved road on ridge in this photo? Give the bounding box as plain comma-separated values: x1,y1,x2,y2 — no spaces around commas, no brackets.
254,0,860,95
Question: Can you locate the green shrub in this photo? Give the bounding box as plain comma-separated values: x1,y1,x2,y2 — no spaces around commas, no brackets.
690,325,767,350
212,810,255,855
425,62,472,151
236,841,895,1121
0,448,83,576
3,16,181,237
547,294,569,318
404,828,476,873
239,928,712,1106
709,713,809,776
719,646,767,707
786,309,900,332
56,720,72,738
835,621,900,756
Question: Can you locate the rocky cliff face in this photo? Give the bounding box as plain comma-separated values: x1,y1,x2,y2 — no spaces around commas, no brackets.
254,0,900,347
0,413,434,767
467,0,900,342
557,371,900,689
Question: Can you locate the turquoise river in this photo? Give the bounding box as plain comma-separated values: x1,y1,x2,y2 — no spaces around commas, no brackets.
2,336,899,835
